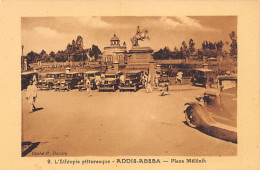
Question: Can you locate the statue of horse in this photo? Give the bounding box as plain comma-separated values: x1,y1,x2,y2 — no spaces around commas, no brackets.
131,28,150,47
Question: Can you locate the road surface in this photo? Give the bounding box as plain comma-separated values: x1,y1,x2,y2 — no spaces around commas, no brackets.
22,86,237,156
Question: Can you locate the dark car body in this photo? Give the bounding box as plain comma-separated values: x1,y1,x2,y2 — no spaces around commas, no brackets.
55,72,79,91
21,72,38,90
184,75,237,143
37,72,63,90
120,70,143,92
190,68,215,88
76,71,101,91
99,71,122,92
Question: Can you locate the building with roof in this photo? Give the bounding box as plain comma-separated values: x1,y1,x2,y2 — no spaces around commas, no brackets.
102,34,127,65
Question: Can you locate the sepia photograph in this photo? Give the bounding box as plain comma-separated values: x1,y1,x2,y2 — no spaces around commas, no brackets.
21,16,238,157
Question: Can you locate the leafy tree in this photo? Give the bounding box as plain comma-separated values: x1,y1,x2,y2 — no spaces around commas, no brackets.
40,50,46,56
90,45,101,61
181,41,190,59
216,41,224,51
55,50,67,62
26,51,39,63
49,51,55,58
229,31,237,57
189,39,195,53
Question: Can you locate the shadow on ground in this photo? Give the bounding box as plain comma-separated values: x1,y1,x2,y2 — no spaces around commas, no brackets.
33,107,44,112
182,121,237,144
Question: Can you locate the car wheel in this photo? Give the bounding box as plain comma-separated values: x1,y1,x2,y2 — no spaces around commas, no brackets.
185,106,199,128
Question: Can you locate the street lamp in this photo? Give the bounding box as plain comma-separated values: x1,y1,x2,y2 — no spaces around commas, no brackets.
21,45,24,56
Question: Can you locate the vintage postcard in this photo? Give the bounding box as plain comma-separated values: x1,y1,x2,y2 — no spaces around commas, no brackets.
0,1,259,170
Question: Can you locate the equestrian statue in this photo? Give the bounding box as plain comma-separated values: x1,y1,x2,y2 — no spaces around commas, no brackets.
131,25,150,47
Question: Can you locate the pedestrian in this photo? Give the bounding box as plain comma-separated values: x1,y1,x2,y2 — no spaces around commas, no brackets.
86,78,92,96
146,74,152,93
175,70,183,85
120,73,125,84
143,73,148,89
33,74,37,84
26,80,37,113
154,73,159,88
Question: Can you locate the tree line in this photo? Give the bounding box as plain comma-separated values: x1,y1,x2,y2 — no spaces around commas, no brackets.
23,36,101,64
152,31,237,60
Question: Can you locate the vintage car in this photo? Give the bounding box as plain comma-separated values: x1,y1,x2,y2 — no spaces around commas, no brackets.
99,71,122,92
184,75,237,143
119,70,143,92
21,72,38,90
190,68,216,88
55,72,79,91
37,72,63,90
76,71,101,91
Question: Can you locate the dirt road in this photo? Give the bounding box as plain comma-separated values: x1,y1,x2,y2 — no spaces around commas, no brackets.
22,87,236,156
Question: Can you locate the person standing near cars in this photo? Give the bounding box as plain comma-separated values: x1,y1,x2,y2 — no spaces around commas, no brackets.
86,78,92,96
175,70,183,85
146,73,152,93
26,80,37,113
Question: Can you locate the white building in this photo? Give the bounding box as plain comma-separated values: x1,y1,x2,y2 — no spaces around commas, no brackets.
102,34,127,65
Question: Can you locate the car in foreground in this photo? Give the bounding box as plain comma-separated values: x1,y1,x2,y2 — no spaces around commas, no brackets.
184,75,237,143
119,70,143,92
99,71,122,92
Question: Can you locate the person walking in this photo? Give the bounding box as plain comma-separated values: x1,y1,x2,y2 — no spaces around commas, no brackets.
154,73,159,88
175,70,183,85
146,74,152,93
26,80,37,113
86,78,92,96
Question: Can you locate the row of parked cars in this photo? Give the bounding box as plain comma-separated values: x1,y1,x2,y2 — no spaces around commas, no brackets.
21,68,225,91
21,70,146,92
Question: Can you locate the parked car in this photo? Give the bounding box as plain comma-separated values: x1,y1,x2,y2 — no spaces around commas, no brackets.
76,71,101,91
190,68,216,88
184,75,237,143
119,70,143,92
37,72,63,90
21,72,38,90
55,72,79,91
99,71,122,92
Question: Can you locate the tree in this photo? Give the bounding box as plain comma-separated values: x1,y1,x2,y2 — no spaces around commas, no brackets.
26,51,39,63
181,41,190,59
216,41,224,51
55,50,67,62
40,50,46,56
229,31,237,57
189,39,195,53
49,51,55,58
90,45,101,61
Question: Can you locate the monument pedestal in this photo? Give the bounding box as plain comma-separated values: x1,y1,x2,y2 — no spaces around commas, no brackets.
126,47,154,70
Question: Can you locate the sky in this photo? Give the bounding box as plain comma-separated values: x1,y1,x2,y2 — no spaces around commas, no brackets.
21,16,237,55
